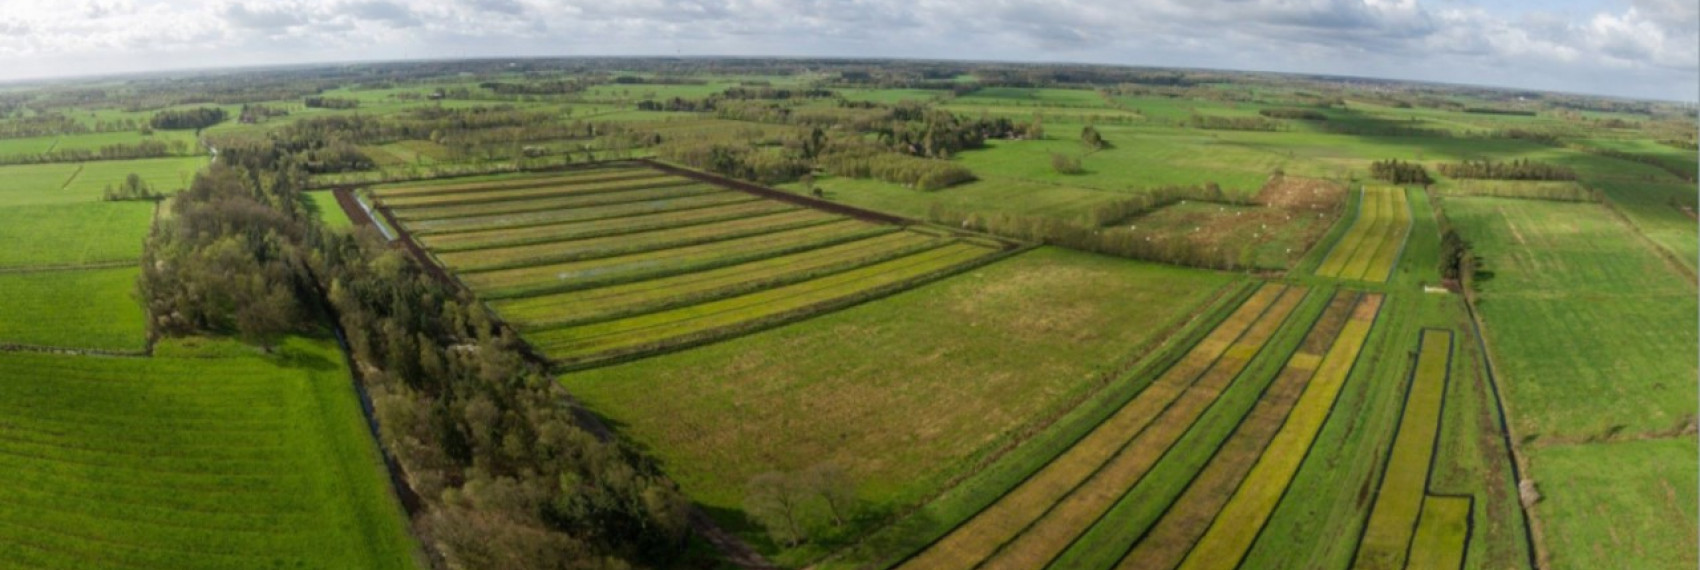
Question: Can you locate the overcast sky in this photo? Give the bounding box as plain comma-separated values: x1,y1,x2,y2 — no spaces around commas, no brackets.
0,0,1694,101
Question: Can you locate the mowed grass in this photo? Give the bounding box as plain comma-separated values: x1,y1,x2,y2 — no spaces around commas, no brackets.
1526,438,1698,570
0,202,154,268
0,266,147,351
1443,197,1696,438
0,337,419,569
561,248,1235,564
303,190,354,229
65,157,206,199
0,163,82,206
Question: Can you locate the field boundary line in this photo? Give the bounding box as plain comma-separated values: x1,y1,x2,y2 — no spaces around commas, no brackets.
0,260,136,275
0,343,147,357
58,163,84,191
1459,292,1548,570
304,158,651,190
1594,197,1698,284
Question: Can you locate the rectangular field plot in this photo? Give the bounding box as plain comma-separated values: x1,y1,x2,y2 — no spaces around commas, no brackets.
1315,186,1412,282
0,202,154,269
0,266,148,352
0,338,418,569
374,164,1012,366
1354,329,1465,570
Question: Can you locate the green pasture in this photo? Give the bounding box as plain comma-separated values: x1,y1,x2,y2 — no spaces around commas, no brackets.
0,202,154,268
0,337,419,569
0,266,147,351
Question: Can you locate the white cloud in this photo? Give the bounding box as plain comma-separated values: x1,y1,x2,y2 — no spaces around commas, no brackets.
0,0,1691,100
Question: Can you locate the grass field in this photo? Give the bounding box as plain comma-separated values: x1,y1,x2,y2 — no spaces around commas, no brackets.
0,266,147,351
1354,329,1460,570
1526,438,1698,570
1315,186,1411,282
65,157,206,200
0,163,82,206
0,202,154,268
303,190,354,229
562,248,1237,565
1443,197,1696,439
0,337,419,569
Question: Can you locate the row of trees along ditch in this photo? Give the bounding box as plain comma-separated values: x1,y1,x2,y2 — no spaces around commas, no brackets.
138,142,693,569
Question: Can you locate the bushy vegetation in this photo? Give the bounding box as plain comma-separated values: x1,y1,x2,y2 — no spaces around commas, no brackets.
1369,159,1433,185
1258,108,1328,120
101,172,162,201
149,106,228,130
1436,158,1576,181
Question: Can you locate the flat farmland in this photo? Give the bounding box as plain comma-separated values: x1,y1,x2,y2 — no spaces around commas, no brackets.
1527,438,1697,570
0,266,148,351
0,337,419,569
0,202,154,268
1443,196,1697,568
65,157,206,199
563,248,1239,565
372,163,1009,367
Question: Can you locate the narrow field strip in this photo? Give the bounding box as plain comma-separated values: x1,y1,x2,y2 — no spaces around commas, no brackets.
1047,291,1360,570
420,200,800,252
1359,188,1413,282
893,284,1293,570
378,172,683,207
436,208,842,272
1405,496,1471,570
1316,186,1413,283
1315,187,1376,278
464,220,892,298
531,242,1002,361
493,231,946,329
407,191,761,235
371,167,656,198
1175,293,1384,570
978,286,1313,570
389,183,724,221
1353,329,1457,570
1338,186,1396,279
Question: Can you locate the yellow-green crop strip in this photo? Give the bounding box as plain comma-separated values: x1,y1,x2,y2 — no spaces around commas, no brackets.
1405,496,1471,570
436,208,841,272
1316,187,1412,282
1176,293,1383,570
493,231,946,329
978,287,1312,570
419,200,800,251
407,191,761,235
894,283,1295,570
389,184,724,221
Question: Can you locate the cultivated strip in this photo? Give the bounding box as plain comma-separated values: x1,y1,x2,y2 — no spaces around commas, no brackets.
1353,329,1457,570
1175,293,1384,570
894,284,1291,570
978,287,1312,570
406,192,761,235
390,183,723,221
436,208,842,272
1098,291,1364,570
418,200,800,251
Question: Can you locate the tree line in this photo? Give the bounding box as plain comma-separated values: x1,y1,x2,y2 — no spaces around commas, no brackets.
149,107,229,131
1436,158,1576,181
1369,159,1433,185
140,146,693,568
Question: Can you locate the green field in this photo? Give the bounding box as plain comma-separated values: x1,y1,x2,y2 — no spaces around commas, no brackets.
0,266,147,351
0,337,419,569
563,248,1237,564
304,190,354,229
0,157,203,206
0,202,154,268
1527,438,1698,570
